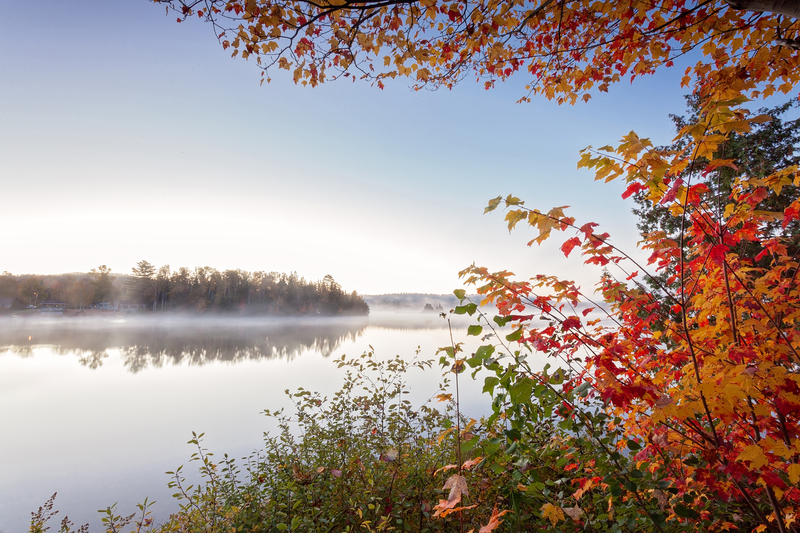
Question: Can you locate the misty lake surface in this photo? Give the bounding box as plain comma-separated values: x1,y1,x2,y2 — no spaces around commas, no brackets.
0,313,493,533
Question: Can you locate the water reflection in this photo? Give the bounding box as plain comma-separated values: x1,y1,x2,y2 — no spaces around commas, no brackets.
0,316,372,372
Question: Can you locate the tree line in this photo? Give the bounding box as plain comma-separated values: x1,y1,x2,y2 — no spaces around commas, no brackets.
0,262,369,316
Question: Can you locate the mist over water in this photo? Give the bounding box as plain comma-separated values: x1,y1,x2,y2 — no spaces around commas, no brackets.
0,312,487,533
0,313,474,372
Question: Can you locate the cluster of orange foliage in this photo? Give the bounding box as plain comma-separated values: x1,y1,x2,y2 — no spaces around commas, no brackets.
160,0,799,101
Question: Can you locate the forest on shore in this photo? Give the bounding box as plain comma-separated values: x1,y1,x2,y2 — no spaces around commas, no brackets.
0,261,369,316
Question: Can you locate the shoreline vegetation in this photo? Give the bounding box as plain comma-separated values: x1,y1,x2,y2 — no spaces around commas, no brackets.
30,350,487,533
0,262,369,316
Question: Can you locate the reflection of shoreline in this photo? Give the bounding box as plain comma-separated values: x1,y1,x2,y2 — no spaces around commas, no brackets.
0,317,370,372
0,314,481,373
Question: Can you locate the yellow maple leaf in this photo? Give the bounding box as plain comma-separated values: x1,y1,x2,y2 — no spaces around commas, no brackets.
738,444,769,470
541,503,565,526
788,464,800,485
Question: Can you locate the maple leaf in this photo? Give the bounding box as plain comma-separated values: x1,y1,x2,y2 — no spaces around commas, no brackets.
659,178,683,205
479,506,511,533
563,505,584,521
737,444,769,470
541,503,565,526
788,464,800,484
433,464,458,476
708,244,729,264
560,237,582,257
442,474,468,503
462,457,482,470
433,503,478,518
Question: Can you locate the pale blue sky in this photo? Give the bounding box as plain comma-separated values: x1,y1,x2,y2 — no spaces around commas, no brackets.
0,0,694,294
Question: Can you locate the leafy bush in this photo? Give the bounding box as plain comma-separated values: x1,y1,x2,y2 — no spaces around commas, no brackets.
32,350,510,533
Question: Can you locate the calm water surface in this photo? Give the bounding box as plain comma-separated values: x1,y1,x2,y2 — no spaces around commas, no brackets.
0,313,492,532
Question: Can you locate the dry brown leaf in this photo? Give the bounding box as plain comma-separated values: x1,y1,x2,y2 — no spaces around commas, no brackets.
434,464,458,476
443,474,469,503
462,457,483,470
563,505,584,521
292,464,315,485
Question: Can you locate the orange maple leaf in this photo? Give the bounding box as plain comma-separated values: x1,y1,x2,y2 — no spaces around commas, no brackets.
433,464,458,476
462,456,483,470
479,506,511,533
432,474,470,518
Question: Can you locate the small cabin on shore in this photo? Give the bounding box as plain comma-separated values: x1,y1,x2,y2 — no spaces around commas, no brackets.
40,301,68,315
113,301,149,313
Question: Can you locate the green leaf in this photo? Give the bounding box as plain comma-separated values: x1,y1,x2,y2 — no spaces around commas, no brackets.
493,315,510,327
505,328,523,342
627,440,641,451
485,438,502,455
483,377,500,395
573,381,591,397
454,305,468,315
476,345,495,359
461,435,480,453
453,289,466,300
291,516,301,529
277,524,288,531
673,504,699,519
467,325,483,336
510,378,534,404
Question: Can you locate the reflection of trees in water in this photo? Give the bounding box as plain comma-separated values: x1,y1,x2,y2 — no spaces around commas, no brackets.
0,318,368,373
78,350,110,369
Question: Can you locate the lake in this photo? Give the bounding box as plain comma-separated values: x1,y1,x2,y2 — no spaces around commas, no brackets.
0,313,494,533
